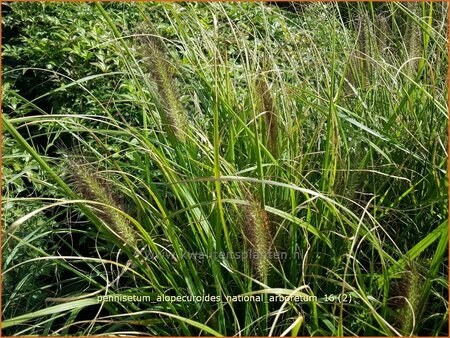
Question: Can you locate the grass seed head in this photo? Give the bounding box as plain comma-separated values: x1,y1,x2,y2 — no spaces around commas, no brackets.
359,11,373,79
242,193,273,279
68,158,137,247
398,264,424,335
141,35,187,142
405,3,422,74
375,14,389,56
257,75,278,157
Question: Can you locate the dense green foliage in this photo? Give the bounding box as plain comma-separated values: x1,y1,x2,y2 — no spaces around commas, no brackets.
2,2,448,336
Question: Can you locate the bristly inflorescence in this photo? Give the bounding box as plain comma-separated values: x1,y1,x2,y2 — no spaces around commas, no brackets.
405,3,422,75
257,75,279,158
68,157,137,247
242,193,273,279
389,263,424,335
140,34,187,143
399,265,423,335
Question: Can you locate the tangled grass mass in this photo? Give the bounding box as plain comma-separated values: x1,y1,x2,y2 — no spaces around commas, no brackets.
2,1,449,336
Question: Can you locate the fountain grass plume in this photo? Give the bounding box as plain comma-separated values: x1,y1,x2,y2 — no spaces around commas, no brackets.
242,192,273,279
67,157,137,247
141,34,187,143
257,75,279,158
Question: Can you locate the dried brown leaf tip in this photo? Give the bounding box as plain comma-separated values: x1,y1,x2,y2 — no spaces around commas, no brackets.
242,193,273,279
68,158,137,247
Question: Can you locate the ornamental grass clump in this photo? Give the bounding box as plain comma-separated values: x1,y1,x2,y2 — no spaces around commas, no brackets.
2,2,447,336
242,193,273,279
68,158,137,247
